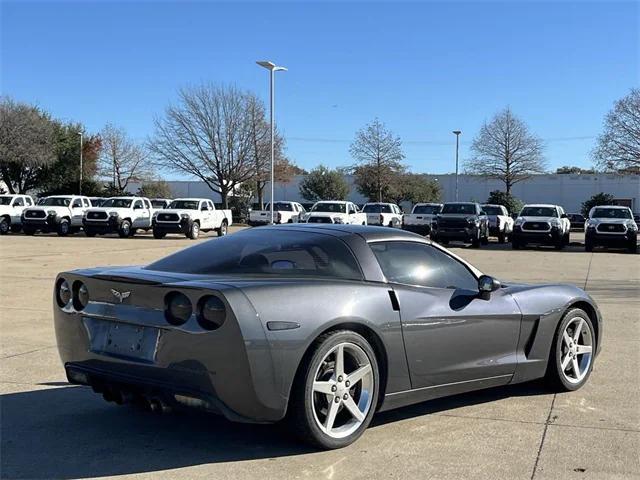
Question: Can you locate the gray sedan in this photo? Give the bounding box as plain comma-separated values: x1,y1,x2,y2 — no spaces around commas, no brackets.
53,224,602,449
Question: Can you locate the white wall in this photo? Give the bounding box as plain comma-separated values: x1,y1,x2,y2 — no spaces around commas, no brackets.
134,174,640,214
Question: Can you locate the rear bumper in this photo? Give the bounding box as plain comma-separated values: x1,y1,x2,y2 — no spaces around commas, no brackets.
402,224,431,235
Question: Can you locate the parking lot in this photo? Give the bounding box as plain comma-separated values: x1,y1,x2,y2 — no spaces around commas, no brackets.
1,229,638,480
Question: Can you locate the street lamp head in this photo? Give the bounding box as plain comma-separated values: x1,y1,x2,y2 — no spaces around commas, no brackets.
452,130,462,135
256,60,287,72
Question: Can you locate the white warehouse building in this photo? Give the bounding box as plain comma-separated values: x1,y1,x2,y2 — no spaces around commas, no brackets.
139,173,640,214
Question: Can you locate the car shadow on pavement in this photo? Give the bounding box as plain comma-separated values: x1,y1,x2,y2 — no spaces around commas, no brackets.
1,381,549,479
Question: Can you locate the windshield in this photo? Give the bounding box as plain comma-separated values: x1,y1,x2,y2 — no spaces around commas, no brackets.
412,204,441,214
0,196,12,206
442,204,477,215
101,198,132,208
168,200,199,210
363,204,392,213
592,208,631,219
521,207,557,217
311,202,346,213
482,206,503,215
146,229,363,280
151,200,167,208
40,197,71,207
90,199,104,207
266,202,294,212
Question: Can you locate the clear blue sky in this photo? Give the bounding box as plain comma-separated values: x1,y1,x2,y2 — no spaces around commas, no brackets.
2,1,638,177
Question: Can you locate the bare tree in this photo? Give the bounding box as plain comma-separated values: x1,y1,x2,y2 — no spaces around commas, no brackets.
466,108,546,193
99,123,150,193
350,118,406,202
592,88,640,172
0,97,56,193
150,84,258,208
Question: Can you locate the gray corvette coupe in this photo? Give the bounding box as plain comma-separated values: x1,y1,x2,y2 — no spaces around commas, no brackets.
54,224,602,449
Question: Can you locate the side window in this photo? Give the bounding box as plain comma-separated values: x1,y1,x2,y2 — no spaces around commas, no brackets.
83,199,90,207
72,199,82,208
208,201,214,210
201,202,209,211
143,199,150,209
370,241,478,291
25,197,33,206
348,204,355,214
133,200,142,209
13,198,24,207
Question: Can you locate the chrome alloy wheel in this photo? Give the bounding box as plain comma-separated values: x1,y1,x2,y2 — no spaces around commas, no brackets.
560,316,594,384
311,342,374,439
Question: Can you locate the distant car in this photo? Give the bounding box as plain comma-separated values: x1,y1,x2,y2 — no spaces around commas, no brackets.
0,194,35,234
585,205,637,254
361,202,403,228
152,198,232,239
304,201,367,225
401,203,442,236
634,214,640,224
83,197,154,238
150,198,172,210
21,195,92,236
431,202,489,247
248,201,306,226
512,204,571,250
54,224,603,449
567,213,586,231
481,204,514,243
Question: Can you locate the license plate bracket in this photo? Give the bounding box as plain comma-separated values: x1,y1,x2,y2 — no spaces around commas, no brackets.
84,318,160,362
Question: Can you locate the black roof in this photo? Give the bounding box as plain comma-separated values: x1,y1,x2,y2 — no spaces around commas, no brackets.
258,223,427,242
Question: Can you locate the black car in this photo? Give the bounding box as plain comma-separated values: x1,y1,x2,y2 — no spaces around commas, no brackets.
567,213,586,231
431,202,489,247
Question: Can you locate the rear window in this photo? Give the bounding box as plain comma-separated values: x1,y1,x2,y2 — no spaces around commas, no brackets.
266,202,294,211
363,204,393,213
442,203,477,214
482,206,503,215
146,229,363,280
412,205,441,214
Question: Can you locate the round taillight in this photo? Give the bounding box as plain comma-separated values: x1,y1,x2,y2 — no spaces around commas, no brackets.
165,292,192,325
73,281,89,310
198,296,226,330
56,279,72,308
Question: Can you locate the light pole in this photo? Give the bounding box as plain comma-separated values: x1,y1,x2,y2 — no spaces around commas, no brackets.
78,132,84,195
452,130,461,201
256,60,287,224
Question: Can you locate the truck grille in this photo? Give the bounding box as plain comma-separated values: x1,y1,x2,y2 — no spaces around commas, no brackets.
25,210,46,218
596,223,625,233
158,213,180,222
307,216,332,224
87,211,108,220
523,221,550,231
439,218,468,229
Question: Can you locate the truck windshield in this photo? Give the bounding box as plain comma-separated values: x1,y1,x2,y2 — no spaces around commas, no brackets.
482,206,503,215
168,200,199,210
442,204,476,215
0,196,12,206
312,203,346,213
521,207,557,217
101,198,132,208
592,208,631,219
265,202,294,211
40,197,72,207
363,204,392,213
412,205,441,214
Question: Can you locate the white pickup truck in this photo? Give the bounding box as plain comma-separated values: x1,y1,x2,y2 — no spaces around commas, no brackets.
83,197,154,238
248,201,306,226
304,201,367,225
401,203,443,236
512,204,571,250
0,194,35,234
362,202,403,227
481,204,514,243
152,198,232,239
21,195,92,236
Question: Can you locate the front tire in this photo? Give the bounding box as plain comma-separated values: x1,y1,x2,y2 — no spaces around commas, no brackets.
0,218,9,235
187,221,200,239
118,220,131,238
498,232,506,244
23,226,36,235
152,229,166,239
57,219,70,236
545,308,595,392
288,330,379,449
84,228,97,238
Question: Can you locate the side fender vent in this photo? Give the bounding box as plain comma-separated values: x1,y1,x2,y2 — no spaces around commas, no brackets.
524,318,540,358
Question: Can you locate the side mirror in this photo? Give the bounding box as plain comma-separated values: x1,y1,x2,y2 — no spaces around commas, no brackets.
480,210,487,216
561,213,568,218
478,275,501,300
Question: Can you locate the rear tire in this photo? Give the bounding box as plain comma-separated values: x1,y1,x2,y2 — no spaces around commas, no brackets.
545,308,595,392
216,220,228,237
288,330,379,450
152,229,166,239
498,232,506,244
471,230,481,248
10,224,22,233
585,238,594,252
84,228,97,238
628,240,638,254
23,226,36,235
0,218,9,235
